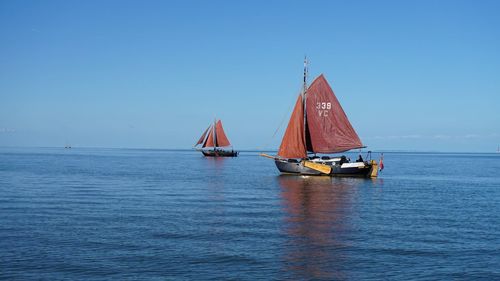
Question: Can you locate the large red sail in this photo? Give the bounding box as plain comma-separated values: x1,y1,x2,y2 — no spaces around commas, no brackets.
202,128,215,148
305,74,364,153
278,94,307,158
195,125,211,146
215,120,231,147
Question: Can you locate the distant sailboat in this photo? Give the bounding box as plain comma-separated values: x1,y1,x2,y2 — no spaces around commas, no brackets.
194,119,238,157
261,58,379,177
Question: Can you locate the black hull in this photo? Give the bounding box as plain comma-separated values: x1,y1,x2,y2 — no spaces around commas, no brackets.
202,150,238,157
275,159,375,178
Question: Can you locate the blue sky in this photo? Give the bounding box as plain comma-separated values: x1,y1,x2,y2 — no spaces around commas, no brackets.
1,0,499,152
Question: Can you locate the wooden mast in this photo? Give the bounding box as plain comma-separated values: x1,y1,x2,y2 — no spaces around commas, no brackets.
302,56,308,158
213,118,217,151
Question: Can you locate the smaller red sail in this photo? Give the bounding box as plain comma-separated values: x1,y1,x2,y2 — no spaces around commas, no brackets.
202,128,215,148
215,120,231,147
278,94,307,159
195,125,211,146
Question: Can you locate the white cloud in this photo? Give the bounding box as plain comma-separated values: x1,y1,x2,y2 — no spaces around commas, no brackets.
0,128,16,133
366,133,497,140
368,134,422,140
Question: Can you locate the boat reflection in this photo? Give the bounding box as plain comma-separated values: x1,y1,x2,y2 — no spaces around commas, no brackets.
278,175,364,280
205,156,227,171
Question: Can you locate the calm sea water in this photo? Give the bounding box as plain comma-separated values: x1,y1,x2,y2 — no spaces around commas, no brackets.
1,148,499,280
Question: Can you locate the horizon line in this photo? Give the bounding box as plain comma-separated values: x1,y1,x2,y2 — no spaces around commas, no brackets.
0,145,499,154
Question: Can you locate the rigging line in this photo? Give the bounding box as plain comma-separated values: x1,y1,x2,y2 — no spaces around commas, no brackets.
271,102,293,138
258,84,305,152
272,81,306,138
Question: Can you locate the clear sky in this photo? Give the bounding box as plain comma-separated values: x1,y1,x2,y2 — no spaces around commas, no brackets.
1,0,499,152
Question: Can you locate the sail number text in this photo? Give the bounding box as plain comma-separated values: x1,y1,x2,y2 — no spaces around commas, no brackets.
316,102,331,117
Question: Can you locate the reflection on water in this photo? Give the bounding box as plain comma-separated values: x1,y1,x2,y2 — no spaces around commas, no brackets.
205,156,227,171
203,156,227,197
278,176,365,280
203,157,228,191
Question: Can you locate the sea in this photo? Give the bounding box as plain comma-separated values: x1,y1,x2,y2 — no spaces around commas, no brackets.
1,147,499,280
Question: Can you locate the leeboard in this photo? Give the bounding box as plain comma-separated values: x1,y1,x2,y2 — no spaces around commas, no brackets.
303,161,332,174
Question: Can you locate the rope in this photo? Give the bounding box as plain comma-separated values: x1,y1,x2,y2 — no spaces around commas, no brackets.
257,84,304,152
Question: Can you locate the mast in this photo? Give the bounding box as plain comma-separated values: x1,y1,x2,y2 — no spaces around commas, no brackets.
213,118,217,149
302,56,308,155
303,56,308,93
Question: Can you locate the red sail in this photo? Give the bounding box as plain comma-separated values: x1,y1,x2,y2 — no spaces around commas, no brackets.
195,125,211,146
305,74,364,153
215,120,231,147
278,94,307,158
202,128,215,148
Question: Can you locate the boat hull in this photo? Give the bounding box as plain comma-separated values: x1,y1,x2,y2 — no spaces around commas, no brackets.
202,150,238,157
275,159,375,177
275,160,323,175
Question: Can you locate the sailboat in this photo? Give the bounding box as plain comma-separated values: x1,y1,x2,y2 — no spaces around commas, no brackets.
194,119,238,157
261,59,379,177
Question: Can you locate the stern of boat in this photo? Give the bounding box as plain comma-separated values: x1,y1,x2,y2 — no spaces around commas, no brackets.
369,160,379,178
